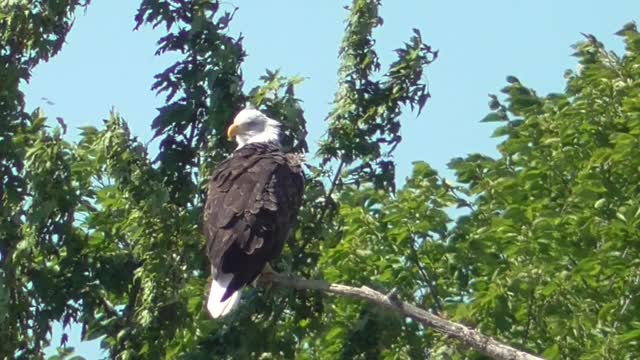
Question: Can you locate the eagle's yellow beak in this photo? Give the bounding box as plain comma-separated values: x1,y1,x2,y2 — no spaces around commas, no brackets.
227,123,239,141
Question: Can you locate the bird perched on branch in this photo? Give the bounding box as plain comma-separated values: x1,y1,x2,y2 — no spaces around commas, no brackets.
203,108,305,318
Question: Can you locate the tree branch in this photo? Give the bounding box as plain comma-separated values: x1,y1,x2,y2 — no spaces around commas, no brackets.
260,272,542,360
409,237,443,313
292,159,345,262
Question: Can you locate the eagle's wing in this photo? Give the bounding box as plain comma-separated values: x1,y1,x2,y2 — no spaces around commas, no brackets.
203,144,304,317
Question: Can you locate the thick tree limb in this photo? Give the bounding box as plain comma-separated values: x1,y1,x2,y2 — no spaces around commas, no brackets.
261,272,542,360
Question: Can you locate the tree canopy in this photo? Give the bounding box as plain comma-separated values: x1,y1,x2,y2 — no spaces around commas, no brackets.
1,1,639,359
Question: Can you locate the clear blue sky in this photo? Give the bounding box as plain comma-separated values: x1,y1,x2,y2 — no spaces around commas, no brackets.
27,0,637,357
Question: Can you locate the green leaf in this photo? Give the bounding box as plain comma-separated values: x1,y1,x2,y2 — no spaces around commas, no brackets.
506,75,520,84
618,329,640,343
543,344,561,359
480,112,506,123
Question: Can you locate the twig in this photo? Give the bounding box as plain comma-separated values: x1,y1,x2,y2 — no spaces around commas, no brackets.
292,160,345,261
97,292,119,319
524,287,535,346
319,159,345,222
409,238,443,313
260,272,543,360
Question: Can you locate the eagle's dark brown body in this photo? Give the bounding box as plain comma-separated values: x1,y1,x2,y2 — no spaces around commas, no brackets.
203,143,304,304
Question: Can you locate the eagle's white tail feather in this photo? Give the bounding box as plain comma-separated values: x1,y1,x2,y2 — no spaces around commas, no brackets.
207,273,241,318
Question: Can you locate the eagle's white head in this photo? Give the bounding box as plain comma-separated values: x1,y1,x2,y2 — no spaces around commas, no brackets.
227,109,281,149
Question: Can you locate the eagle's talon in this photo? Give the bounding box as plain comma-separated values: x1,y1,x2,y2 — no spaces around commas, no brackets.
386,288,399,303
251,262,278,288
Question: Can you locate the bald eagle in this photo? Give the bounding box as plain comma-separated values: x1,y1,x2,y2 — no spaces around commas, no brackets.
203,109,305,318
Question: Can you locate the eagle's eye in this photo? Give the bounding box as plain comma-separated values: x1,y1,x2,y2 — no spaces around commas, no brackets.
245,118,264,130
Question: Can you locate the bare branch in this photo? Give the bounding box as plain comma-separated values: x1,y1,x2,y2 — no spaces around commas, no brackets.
409,238,443,313
261,272,543,360
292,160,344,262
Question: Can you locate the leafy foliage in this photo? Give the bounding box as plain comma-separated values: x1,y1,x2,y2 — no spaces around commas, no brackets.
318,0,437,192
441,27,640,358
1,0,639,359
1,1,91,357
